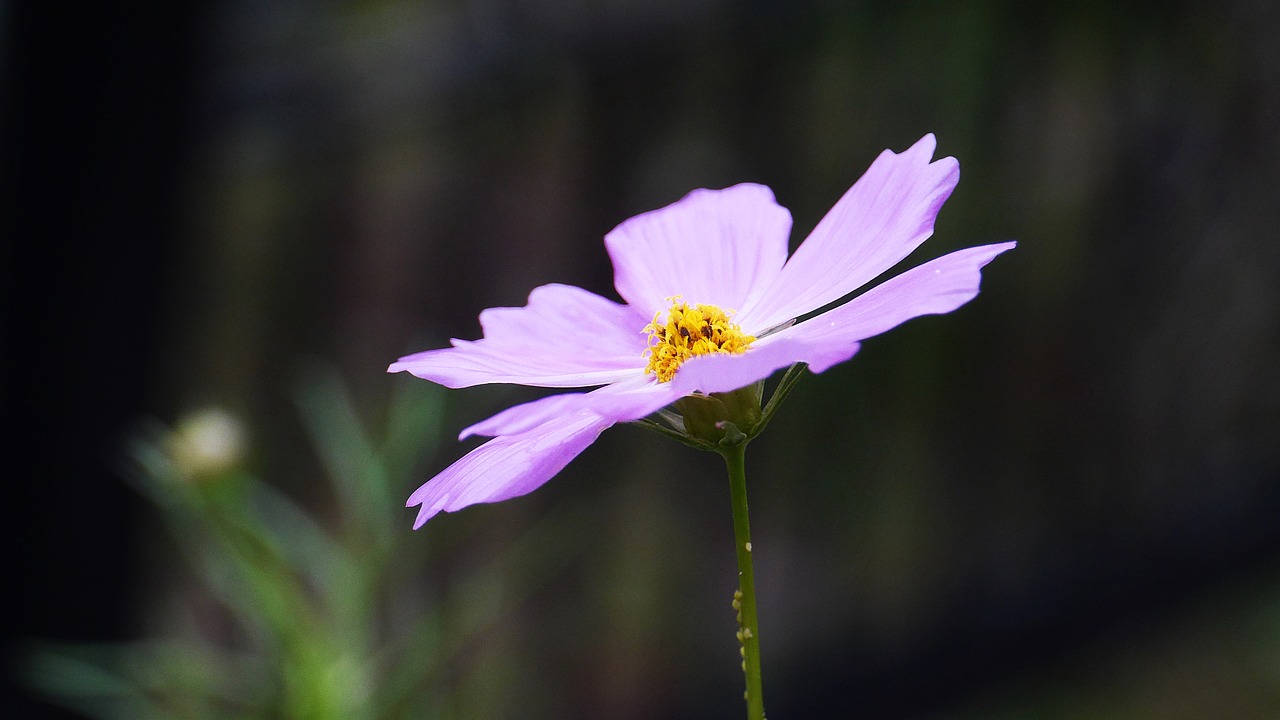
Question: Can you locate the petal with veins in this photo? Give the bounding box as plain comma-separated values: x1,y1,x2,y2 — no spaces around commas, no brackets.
672,241,1015,391
461,375,680,440
765,241,1016,371
606,184,791,321
407,409,612,528
389,283,647,388
739,135,959,333
670,338,861,396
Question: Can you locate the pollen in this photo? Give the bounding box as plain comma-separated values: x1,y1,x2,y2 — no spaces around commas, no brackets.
643,299,754,383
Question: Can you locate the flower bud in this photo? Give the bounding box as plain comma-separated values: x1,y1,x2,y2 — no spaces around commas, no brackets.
168,408,246,480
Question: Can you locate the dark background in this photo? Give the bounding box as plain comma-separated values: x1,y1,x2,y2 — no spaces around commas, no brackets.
6,1,1280,718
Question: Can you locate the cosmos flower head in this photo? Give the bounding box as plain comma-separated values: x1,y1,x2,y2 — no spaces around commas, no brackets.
391,134,1015,528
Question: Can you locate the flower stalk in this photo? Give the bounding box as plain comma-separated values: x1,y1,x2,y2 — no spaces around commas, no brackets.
720,439,765,720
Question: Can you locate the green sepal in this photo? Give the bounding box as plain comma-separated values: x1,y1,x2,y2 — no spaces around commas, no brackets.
628,364,807,452
675,381,763,445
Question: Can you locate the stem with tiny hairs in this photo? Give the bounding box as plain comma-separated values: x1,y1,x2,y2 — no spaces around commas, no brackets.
721,441,765,720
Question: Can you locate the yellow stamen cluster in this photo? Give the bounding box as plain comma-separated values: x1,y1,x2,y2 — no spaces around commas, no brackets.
643,300,754,383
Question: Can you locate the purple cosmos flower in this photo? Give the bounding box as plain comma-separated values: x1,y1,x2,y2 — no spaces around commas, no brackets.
391,134,1014,528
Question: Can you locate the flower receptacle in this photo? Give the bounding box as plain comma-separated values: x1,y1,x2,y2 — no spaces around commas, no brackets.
676,381,763,446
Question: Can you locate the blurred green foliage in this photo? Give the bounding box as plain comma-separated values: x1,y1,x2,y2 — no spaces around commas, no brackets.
23,366,586,719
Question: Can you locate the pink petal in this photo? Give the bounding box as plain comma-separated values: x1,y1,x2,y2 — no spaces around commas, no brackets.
764,241,1017,372
407,409,612,528
459,393,593,440
460,375,681,439
670,338,860,396
604,184,791,321
669,240,1015,391
738,135,960,334
388,283,648,388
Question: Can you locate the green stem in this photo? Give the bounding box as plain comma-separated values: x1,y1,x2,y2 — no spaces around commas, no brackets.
721,442,765,720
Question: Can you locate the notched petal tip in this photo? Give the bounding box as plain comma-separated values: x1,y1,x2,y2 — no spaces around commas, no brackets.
909,132,938,158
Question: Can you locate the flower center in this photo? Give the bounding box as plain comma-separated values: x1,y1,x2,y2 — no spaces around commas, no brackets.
643,299,754,383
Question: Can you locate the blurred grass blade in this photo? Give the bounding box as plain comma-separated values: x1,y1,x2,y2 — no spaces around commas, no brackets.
293,361,394,542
